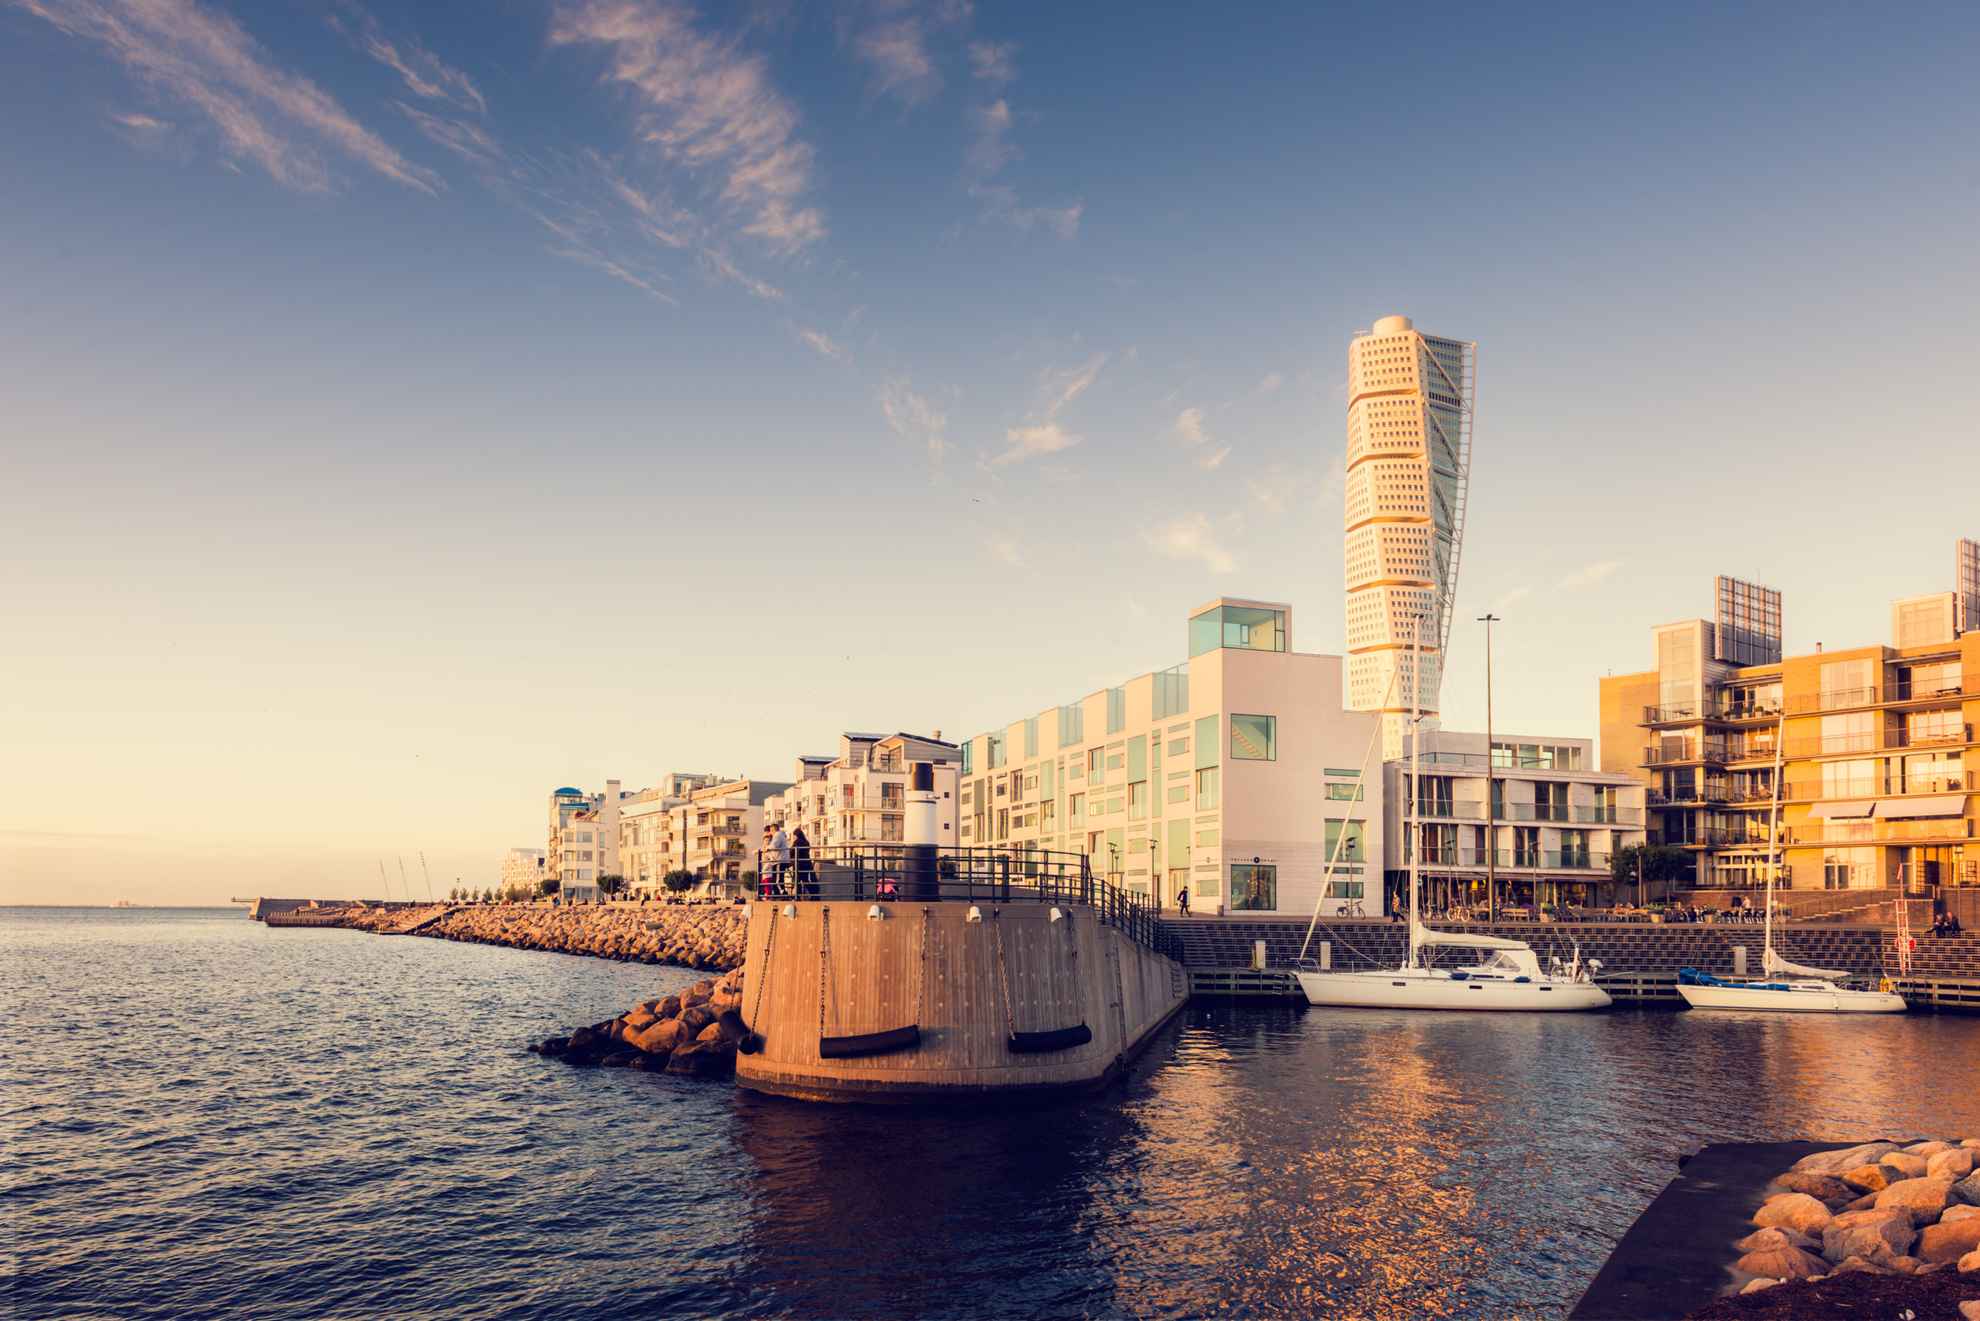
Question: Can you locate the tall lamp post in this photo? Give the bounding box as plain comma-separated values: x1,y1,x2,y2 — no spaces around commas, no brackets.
1477,612,1500,922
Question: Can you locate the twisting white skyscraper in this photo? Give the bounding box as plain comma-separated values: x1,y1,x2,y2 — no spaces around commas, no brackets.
1344,315,1477,759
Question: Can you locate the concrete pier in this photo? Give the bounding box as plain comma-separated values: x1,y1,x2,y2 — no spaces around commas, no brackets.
735,899,1187,1103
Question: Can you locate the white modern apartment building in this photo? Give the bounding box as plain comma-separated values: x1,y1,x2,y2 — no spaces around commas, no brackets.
1345,314,1477,759
498,847,546,894
1383,730,1649,911
659,778,792,895
546,779,635,890
957,597,1384,917
619,772,728,895
766,733,961,851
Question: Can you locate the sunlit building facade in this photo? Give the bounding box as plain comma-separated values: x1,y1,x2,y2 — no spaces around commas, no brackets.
957,598,1384,917
1344,314,1476,760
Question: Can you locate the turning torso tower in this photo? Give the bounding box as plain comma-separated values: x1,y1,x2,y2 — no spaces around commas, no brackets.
1344,315,1477,760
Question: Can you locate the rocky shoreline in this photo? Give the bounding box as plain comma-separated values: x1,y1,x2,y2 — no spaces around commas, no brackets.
1691,1139,1980,1318
528,967,750,1079
300,901,747,970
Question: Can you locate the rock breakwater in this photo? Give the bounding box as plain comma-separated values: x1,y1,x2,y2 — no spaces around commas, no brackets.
529,967,749,1079
424,903,746,970
1694,1139,1980,1317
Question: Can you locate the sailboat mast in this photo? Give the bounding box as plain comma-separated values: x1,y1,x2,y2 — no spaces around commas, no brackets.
397,856,410,906
1763,710,1786,966
418,851,435,902
1408,612,1423,969
377,859,391,903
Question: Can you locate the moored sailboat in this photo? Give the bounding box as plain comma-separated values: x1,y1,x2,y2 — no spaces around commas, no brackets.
1293,614,1611,1012
1674,716,1904,1013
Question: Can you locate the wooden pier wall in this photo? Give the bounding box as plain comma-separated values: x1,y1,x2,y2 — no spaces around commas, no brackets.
735,900,1188,1103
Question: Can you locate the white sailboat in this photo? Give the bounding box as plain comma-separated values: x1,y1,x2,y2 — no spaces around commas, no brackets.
1676,716,1905,1013
1294,615,1611,1012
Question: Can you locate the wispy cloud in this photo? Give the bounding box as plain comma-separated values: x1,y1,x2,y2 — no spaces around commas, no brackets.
14,0,441,194
549,0,825,253
1492,585,1535,612
993,421,1078,467
795,325,846,360
879,380,949,465
546,245,677,303
1173,405,1230,469
1258,371,1284,394
986,534,1022,566
1146,513,1234,573
854,17,940,104
1559,559,1621,590
396,101,501,165
967,40,1016,86
962,49,1081,238
1042,354,1106,417
332,4,486,114
701,247,783,300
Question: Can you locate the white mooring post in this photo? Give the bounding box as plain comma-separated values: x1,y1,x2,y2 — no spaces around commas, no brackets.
1252,939,1267,971
906,762,939,901
1733,945,1748,977
1319,941,1332,971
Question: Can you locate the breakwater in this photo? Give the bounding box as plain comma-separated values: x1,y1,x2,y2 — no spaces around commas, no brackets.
262,900,746,970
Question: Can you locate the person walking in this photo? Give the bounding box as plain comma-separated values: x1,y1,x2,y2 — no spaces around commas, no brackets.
790,826,815,898
1177,885,1190,918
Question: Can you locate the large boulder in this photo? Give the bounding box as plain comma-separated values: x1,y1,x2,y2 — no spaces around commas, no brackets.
1880,1152,1931,1180
678,1004,717,1038
1753,1192,1833,1236
1774,1172,1852,1204
1905,1141,1956,1157
627,1018,687,1055
623,1008,658,1033
1917,1218,1980,1266
1842,1165,1893,1194
654,995,682,1021
1876,1177,1956,1219
664,1039,737,1078
682,979,716,1008
1959,1249,1980,1274
1793,1142,1901,1175
1737,1227,1821,1255
1957,1172,1980,1206
1947,1206,1980,1225
1822,1208,1916,1264
1931,1150,1979,1181
1733,1245,1827,1280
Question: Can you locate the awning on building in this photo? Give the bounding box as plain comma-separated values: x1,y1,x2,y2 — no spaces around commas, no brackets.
1872,794,1966,819
1808,799,1874,819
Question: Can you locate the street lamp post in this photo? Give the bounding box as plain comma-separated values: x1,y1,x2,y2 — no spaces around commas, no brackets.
1478,612,1500,923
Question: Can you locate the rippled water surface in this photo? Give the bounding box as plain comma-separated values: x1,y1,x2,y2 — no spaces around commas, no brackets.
6,908,1978,1319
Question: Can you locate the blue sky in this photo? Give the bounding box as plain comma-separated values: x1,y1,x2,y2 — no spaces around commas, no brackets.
4,0,1977,902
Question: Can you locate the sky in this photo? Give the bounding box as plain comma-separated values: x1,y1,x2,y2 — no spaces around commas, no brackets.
3,0,1978,905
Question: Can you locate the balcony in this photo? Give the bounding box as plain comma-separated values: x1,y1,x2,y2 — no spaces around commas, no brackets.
1784,685,1880,714
1789,818,1975,846
1643,699,1784,726
1409,800,1644,825
1418,849,1613,872
1784,726,1970,759
1642,744,1729,767
1783,777,1967,799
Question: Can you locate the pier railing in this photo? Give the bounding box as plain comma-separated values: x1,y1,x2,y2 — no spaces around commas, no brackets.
754,843,1179,960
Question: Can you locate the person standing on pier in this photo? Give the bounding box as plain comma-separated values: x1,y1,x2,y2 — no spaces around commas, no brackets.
766,823,790,897
790,826,815,898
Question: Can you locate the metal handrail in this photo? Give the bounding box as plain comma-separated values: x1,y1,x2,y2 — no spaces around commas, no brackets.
751,843,1179,960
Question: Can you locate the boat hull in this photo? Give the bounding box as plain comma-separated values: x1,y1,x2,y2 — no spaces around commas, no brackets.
1676,982,1906,1013
1296,967,1611,1011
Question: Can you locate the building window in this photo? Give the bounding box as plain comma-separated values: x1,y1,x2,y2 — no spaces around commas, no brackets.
1323,819,1365,863
1188,605,1286,657
1196,767,1220,810
1230,714,1276,761
1230,862,1277,911
1326,782,1364,801
1106,687,1126,734
1088,747,1105,777
1128,781,1147,819
1194,715,1218,770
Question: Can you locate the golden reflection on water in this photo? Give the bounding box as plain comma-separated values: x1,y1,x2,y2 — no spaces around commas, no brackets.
729,1007,1980,1319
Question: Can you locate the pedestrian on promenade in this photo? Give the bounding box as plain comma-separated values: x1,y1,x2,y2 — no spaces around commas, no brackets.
1177,886,1190,918
767,823,790,896
791,826,815,898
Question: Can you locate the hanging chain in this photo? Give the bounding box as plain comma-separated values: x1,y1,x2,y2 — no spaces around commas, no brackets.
748,905,776,1034
817,905,832,1037
915,907,931,1023
992,908,1017,1037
